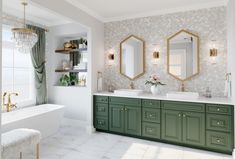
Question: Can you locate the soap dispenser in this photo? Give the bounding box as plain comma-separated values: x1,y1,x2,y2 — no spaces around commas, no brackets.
205,87,212,98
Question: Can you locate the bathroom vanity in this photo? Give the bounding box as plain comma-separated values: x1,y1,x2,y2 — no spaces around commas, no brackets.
93,93,234,154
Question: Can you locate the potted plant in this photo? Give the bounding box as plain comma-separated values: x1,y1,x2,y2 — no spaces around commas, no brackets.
70,73,79,86
145,75,166,95
78,38,87,49
59,74,79,86
59,74,70,86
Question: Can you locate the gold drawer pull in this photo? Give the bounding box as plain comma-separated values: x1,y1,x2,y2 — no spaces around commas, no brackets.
98,121,104,125
217,139,221,143
147,128,153,132
217,108,220,111
178,114,181,117
183,114,186,118
217,122,220,125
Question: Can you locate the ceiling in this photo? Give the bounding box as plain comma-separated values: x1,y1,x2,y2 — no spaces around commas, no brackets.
3,0,72,26
66,0,228,22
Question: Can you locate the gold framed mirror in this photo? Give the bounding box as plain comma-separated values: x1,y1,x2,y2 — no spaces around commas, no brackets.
120,35,145,80
167,30,200,81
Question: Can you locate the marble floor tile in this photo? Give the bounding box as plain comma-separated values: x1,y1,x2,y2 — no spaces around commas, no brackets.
22,122,234,159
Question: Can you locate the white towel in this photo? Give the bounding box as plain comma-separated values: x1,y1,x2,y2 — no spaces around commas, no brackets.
224,80,232,98
224,80,228,97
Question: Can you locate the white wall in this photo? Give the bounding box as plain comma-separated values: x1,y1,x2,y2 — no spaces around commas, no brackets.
47,23,90,121
0,0,2,158
227,0,235,100
31,0,104,131
227,0,235,149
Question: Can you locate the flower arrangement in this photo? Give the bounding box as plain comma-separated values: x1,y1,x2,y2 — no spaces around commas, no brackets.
145,75,166,87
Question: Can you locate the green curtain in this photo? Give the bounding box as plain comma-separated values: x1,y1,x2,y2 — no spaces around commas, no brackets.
27,25,47,105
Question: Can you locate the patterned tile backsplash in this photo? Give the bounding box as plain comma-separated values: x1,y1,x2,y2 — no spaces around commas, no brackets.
104,7,227,97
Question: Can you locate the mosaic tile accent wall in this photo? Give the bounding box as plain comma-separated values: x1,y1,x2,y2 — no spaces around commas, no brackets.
104,7,227,97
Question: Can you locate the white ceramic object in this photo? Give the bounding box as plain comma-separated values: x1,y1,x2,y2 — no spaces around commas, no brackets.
151,86,160,95
114,89,143,96
167,92,199,100
2,104,65,138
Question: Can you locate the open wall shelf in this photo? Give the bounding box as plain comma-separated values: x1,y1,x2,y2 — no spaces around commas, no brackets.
55,69,87,73
55,48,87,54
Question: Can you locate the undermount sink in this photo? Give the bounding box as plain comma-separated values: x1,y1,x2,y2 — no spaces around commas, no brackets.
166,92,199,100
114,89,143,96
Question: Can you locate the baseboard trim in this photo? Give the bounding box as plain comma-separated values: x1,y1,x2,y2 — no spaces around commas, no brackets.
62,117,95,134
62,117,87,127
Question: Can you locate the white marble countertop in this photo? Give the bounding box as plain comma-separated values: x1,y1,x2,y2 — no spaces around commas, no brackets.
93,92,234,105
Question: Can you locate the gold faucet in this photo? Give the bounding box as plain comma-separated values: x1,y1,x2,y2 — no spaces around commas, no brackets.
130,82,134,89
181,82,185,92
2,92,18,112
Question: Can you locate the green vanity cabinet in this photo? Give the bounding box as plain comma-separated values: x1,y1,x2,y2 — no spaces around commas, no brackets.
142,99,161,139
109,97,141,136
109,104,125,133
161,109,182,142
94,96,109,130
182,112,205,146
206,104,234,153
94,95,234,154
161,101,206,147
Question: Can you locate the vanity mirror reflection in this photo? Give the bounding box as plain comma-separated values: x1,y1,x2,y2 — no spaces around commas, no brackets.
167,30,200,81
120,35,145,80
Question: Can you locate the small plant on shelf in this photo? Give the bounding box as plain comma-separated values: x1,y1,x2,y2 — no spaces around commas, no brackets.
59,74,79,86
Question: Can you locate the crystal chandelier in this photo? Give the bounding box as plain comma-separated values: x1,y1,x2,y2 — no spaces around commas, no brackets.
12,1,38,53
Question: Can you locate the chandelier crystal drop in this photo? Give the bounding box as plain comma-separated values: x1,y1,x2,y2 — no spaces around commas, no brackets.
11,1,38,53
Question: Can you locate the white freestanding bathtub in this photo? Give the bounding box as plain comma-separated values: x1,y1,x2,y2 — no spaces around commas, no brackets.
1,104,65,138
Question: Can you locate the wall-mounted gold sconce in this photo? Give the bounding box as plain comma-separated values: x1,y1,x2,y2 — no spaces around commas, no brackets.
152,44,160,64
107,49,115,66
108,53,114,60
210,40,218,57
209,40,218,64
153,51,160,59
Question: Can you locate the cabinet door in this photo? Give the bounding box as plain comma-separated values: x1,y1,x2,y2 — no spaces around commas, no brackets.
109,104,125,133
182,112,205,146
161,110,182,143
125,106,141,136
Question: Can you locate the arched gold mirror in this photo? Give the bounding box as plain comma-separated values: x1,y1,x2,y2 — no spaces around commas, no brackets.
120,35,145,80
167,30,200,81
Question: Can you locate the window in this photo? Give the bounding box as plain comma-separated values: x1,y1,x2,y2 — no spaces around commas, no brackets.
2,25,35,108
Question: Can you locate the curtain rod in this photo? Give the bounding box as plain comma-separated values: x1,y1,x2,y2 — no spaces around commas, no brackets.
2,16,49,32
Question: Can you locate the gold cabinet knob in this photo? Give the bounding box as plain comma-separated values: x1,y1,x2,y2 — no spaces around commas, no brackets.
217,139,221,143
217,122,220,125
178,114,181,117
217,108,220,111
183,114,186,117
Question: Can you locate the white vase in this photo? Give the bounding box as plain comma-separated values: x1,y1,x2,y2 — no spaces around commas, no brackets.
151,85,160,95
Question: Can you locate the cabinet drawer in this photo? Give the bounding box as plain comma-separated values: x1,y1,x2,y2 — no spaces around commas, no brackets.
95,96,109,103
95,103,108,117
95,117,108,130
206,114,232,132
142,99,160,108
206,104,232,115
142,122,160,139
206,131,233,152
162,101,205,112
109,97,141,106
142,108,160,123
